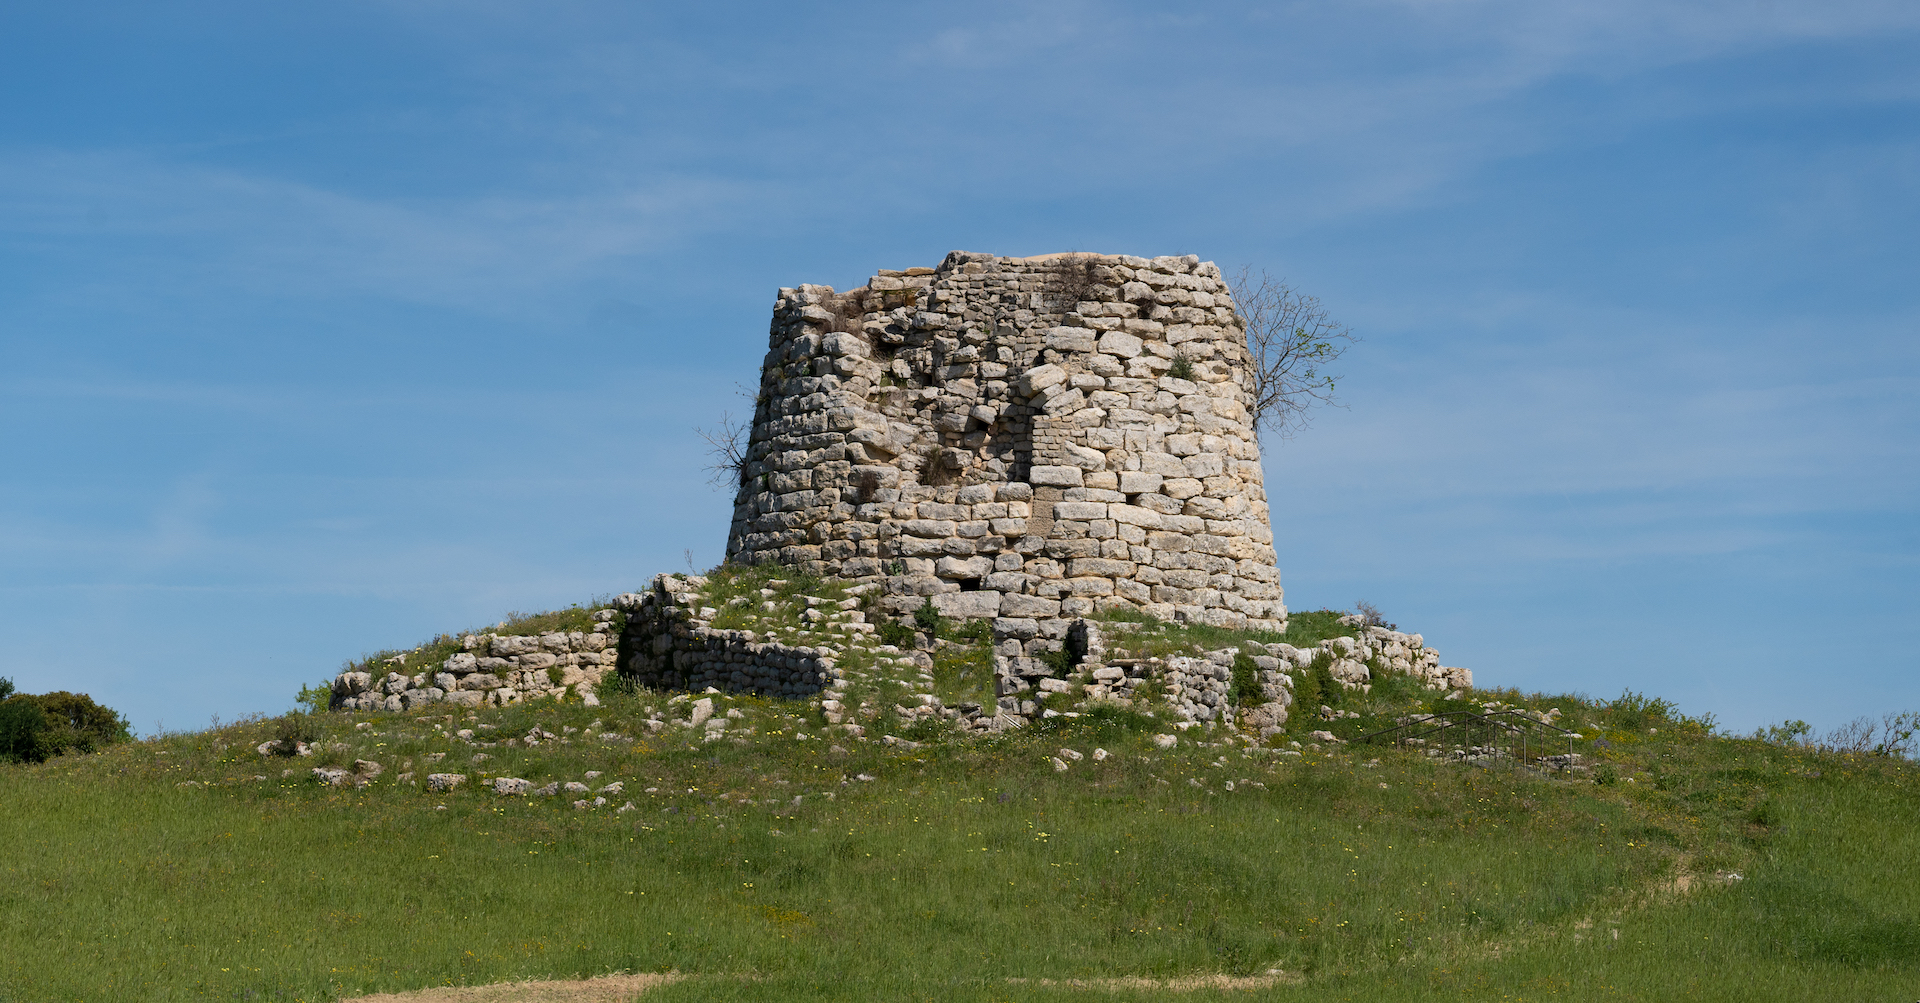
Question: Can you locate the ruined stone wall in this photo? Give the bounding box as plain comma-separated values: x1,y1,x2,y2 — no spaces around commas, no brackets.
726,251,1285,643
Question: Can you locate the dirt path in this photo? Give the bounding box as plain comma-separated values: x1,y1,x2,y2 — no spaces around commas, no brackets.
340,971,1300,1001
341,973,678,1003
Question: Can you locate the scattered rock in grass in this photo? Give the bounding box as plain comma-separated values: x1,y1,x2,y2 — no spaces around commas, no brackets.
854,773,877,782
491,777,532,795
1058,748,1084,761
534,783,559,796
597,782,623,795
426,773,465,791
1153,735,1178,750
563,781,590,794
313,768,351,787
1092,748,1110,761
1051,757,1069,772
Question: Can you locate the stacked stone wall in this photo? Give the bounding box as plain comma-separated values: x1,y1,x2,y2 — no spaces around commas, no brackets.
612,574,842,699
726,250,1285,648
332,614,621,712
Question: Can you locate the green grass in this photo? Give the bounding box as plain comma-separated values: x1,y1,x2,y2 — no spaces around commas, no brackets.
5,580,1916,1001
3,682,1916,1002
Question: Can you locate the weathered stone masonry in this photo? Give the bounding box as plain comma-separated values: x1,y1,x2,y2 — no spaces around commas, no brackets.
726,251,1286,659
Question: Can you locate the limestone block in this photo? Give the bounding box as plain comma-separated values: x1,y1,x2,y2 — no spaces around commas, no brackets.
821,332,868,357
1065,577,1115,596
1107,503,1163,529
901,519,958,538
1000,593,1061,618
1063,443,1107,470
1162,477,1203,500
1045,327,1096,352
1140,452,1187,476
993,617,1040,639
1118,471,1163,494
1017,364,1067,397
1097,331,1144,358
936,555,995,579
1067,557,1135,577
932,591,1003,619
1184,453,1226,478
1054,501,1108,520
1029,465,1083,487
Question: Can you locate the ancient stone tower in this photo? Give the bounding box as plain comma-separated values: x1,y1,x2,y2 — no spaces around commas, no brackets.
725,251,1285,644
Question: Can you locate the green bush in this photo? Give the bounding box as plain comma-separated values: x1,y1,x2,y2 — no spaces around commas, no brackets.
911,597,945,637
1290,665,1324,723
0,691,131,764
295,681,333,715
268,713,320,755
876,618,915,648
1608,690,1677,731
1231,652,1263,705
0,698,49,763
0,677,14,701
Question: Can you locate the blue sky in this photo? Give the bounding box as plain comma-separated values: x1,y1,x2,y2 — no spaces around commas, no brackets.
1,1,1914,736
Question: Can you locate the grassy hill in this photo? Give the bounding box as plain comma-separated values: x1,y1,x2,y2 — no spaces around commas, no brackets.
3,579,1917,1002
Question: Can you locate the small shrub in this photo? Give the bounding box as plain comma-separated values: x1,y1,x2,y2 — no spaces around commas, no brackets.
0,698,49,763
1037,645,1076,675
1753,719,1813,746
1608,690,1677,732
269,714,320,755
1290,667,1324,723
876,618,915,649
1231,653,1263,706
1594,764,1620,786
912,597,945,637
1353,600,1395,630
1168,356,1196,381
953,619,992,643
1311,655,1341,709
296,681,333,715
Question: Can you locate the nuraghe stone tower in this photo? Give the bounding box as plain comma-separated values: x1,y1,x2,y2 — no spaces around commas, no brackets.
726,250,1284,664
